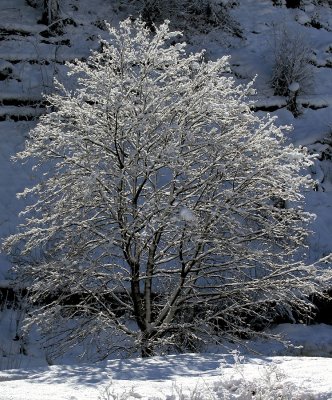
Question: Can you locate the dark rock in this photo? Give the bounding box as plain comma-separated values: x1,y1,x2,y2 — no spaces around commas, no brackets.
286,0,301,8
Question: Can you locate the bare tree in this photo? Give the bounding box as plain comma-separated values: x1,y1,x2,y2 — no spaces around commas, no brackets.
25,0,60,24
4,18,331,358
42,0,60,25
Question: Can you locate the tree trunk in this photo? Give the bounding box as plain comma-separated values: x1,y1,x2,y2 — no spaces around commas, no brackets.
41,0,60,25
141,332,154,358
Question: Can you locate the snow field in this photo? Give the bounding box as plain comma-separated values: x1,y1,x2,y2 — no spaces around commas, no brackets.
1,353,332,399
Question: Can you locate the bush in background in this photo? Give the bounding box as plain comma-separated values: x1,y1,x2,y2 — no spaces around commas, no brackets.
271,28,314,97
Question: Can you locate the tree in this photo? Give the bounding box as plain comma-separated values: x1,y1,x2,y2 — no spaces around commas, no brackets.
26,0,60,25
4,18,330,358
42,0,60,25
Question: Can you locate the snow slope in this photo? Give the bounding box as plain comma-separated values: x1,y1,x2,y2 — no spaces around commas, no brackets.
0,0,114,274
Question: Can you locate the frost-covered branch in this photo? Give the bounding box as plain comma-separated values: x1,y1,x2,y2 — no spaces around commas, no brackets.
4,18,331,358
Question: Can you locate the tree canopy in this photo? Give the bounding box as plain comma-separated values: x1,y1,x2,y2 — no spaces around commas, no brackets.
4,18,330,358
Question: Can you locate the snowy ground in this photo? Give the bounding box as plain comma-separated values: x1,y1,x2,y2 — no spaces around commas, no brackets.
0,324,332,399
0,351,332,399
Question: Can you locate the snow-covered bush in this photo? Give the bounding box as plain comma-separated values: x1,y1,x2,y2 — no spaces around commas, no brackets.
4,17,331,358
213,357,300,400
99,384,143,400
271,28,314,97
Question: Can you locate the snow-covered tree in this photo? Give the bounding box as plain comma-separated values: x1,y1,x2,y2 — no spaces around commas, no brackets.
4,18,330,358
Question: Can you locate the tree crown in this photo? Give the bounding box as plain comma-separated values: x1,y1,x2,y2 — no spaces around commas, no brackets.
5,18,329,358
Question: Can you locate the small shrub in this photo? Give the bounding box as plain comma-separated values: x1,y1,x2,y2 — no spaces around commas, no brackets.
271,28,314,97
99,383,144,400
